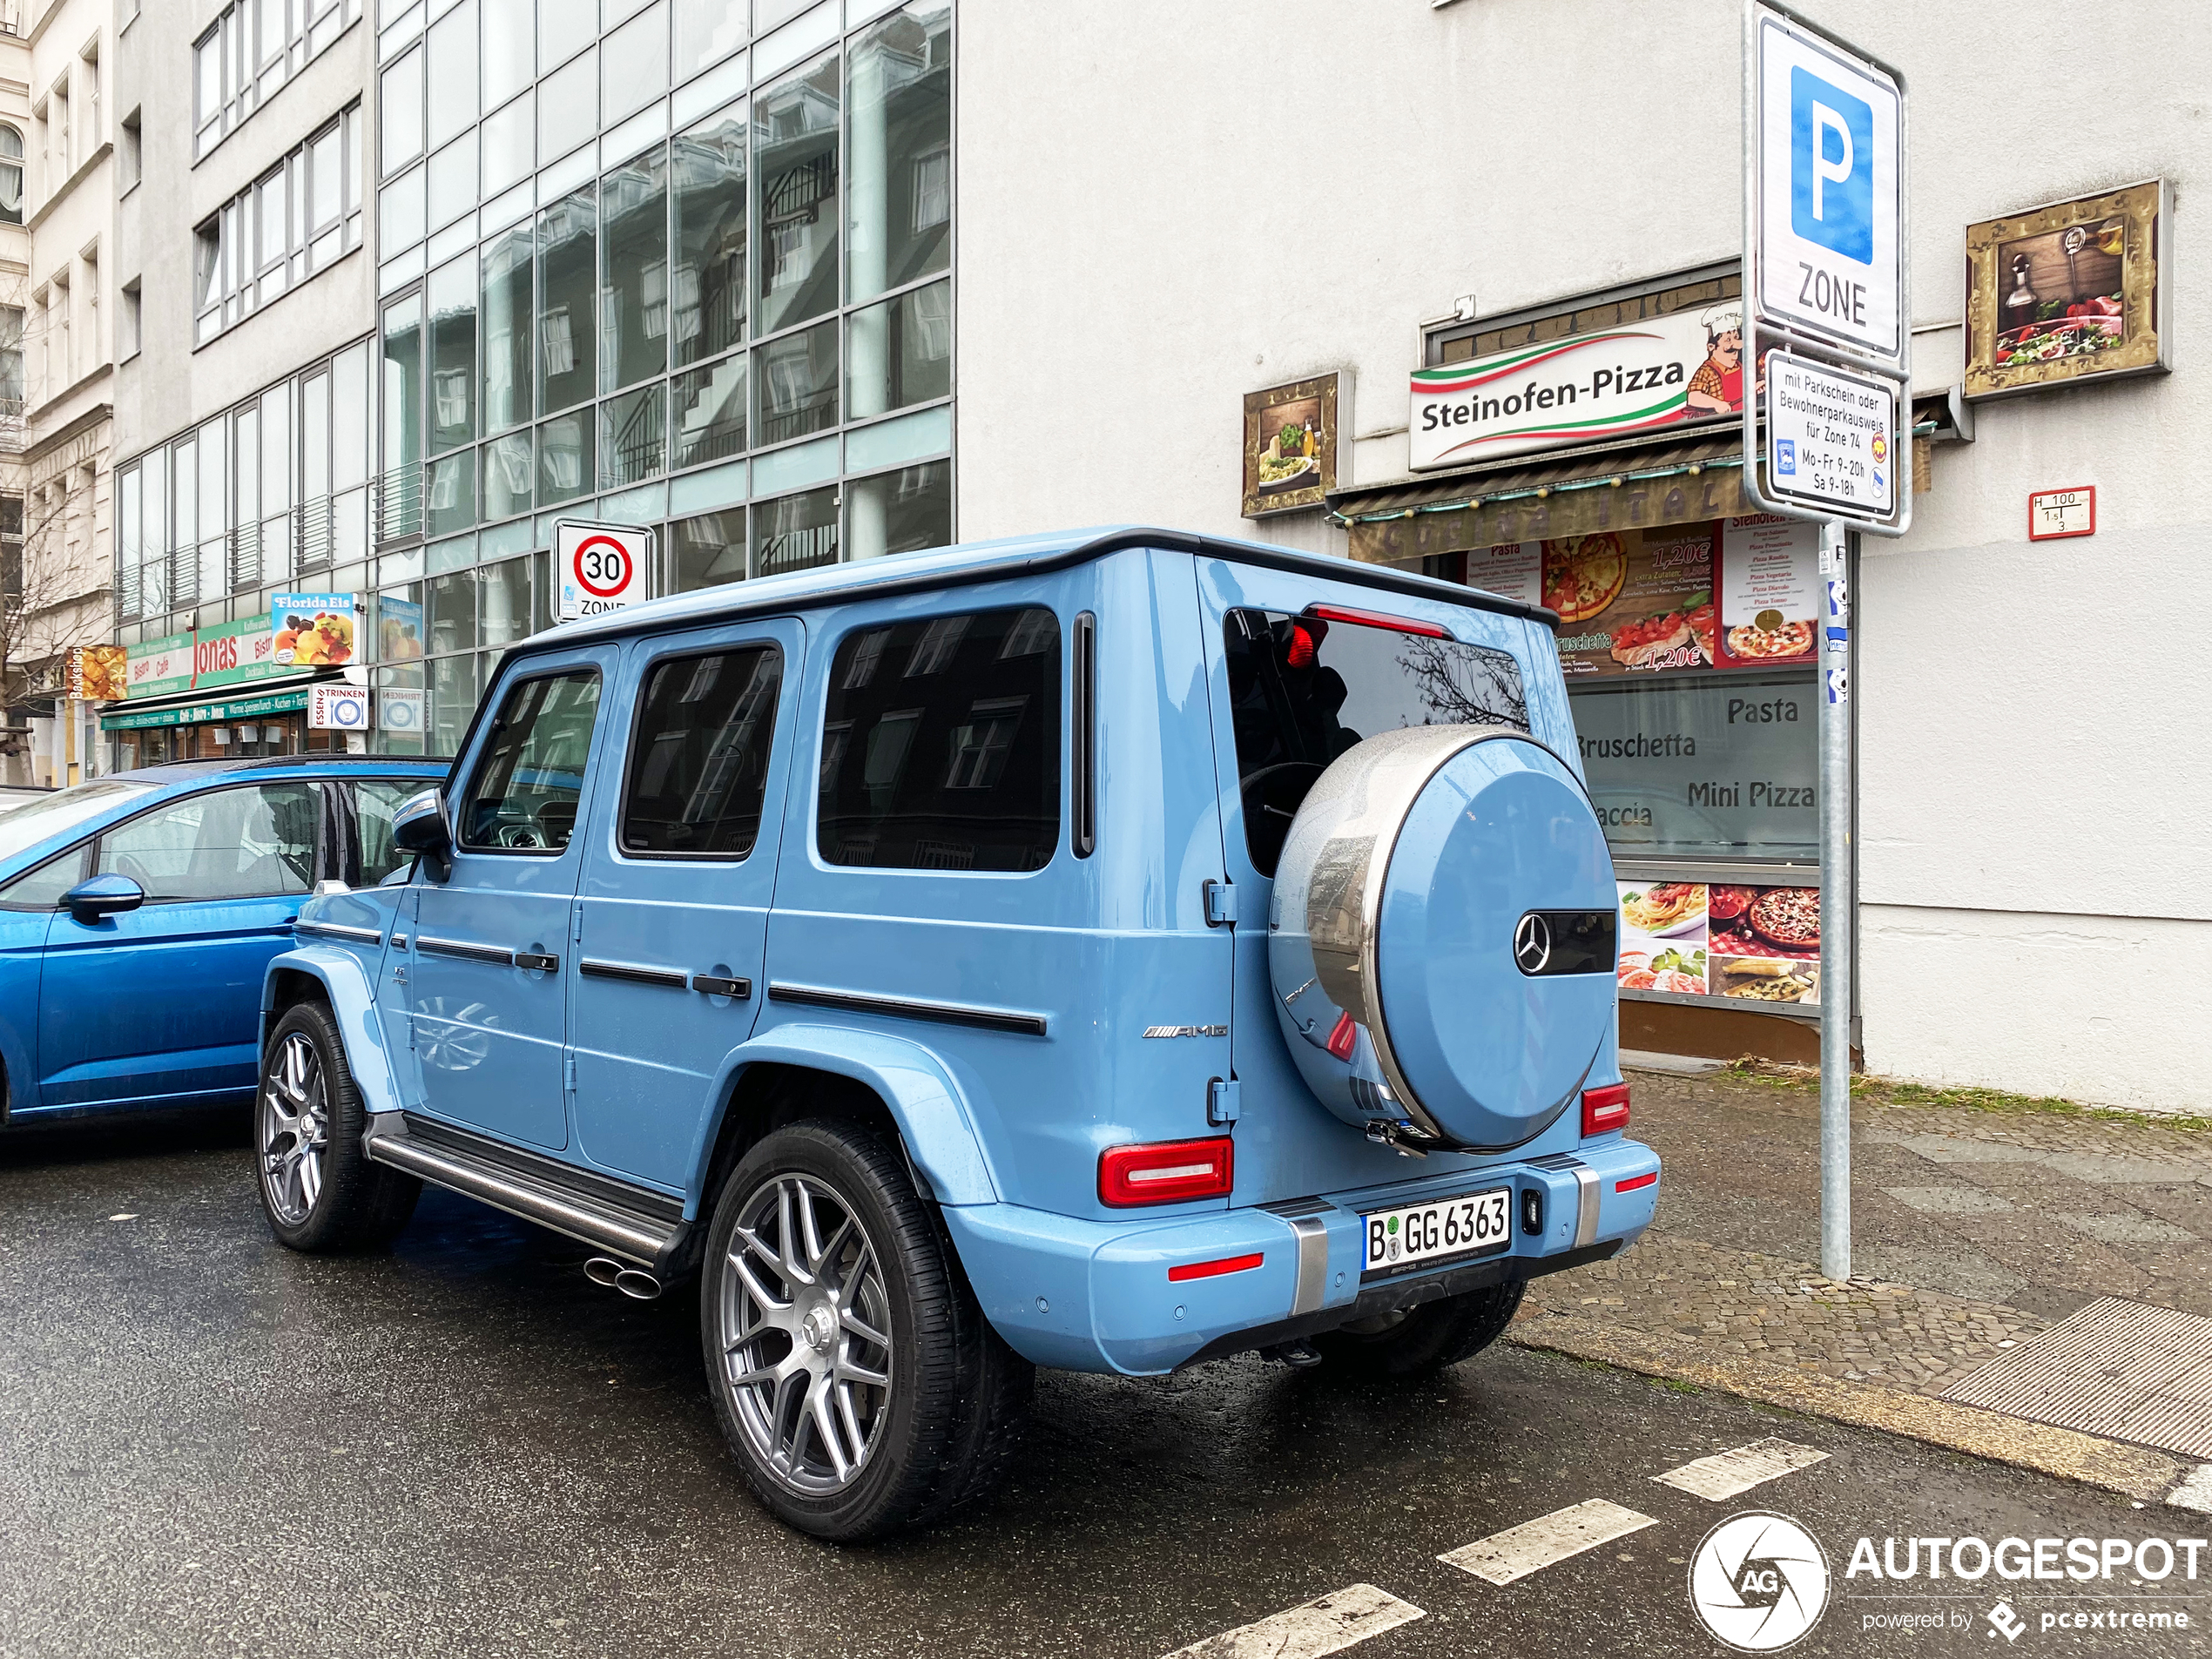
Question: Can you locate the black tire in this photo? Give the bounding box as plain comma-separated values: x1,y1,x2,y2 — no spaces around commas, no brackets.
699,1118,1033,1541
1311,1278,1527,1379
254,1001,421,1253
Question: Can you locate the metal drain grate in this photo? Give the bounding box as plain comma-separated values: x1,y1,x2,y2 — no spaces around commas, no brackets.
1946,1297,2212,1460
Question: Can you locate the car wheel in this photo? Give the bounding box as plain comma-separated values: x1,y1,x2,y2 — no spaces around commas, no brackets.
256,1001,421,1253
701,1118,1033,1541
1311,1278,1527,1379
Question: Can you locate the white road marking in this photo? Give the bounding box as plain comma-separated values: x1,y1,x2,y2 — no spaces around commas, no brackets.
1159,1582,1425,1659
1437,1498,1659,1586
1652,1437,1830,1501
2169,1464,2212,1514
107,1214,138,1222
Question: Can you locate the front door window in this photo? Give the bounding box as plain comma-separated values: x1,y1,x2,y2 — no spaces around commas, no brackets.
459,671,602,852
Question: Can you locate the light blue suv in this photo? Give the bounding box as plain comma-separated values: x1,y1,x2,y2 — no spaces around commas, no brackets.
253,528,1659,1539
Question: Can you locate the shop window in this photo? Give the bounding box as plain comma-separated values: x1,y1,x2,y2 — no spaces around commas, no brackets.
818,608,1059,873
620,644,783,858
96,784,318,901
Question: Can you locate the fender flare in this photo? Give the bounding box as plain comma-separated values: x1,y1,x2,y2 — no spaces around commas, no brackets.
692,1023,1001,1210
260,947,403,1115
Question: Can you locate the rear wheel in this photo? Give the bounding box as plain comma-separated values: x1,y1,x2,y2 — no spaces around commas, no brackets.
1312,1279,1526,1379
255,1001,421,1252
700,1118,1032,1541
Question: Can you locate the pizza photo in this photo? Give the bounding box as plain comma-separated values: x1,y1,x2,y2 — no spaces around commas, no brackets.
1706,884,1818,959
1724,618,1814,661
1542,533,1629,624
1748,887,1821,951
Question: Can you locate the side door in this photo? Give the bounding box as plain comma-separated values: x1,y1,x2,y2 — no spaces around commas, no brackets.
568,619,802,1189
38,783,319,1110
0,846,90,1119
402,651,615,1150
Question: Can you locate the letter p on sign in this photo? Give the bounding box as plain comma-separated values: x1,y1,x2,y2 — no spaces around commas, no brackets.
1791,66,1873,262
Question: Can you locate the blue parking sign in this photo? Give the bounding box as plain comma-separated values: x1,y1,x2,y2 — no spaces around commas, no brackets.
1791,67,1873,264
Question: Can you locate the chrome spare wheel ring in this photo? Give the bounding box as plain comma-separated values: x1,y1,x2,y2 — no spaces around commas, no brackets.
717,1172,894,1497
260,1032,330,1226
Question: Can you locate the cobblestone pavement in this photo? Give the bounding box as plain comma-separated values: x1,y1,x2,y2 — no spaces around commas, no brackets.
1519,1069,2212,1399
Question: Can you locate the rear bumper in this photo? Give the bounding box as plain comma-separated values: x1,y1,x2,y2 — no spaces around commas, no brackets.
942,1136,1660,1376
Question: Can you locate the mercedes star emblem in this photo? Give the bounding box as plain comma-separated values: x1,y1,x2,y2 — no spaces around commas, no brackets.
1514,913,1553,974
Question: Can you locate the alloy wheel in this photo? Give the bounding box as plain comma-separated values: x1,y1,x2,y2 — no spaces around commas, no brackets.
716,1172,895,1496
260,1032,330,1225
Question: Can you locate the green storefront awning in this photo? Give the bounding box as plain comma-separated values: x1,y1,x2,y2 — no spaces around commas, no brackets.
101,687,312,732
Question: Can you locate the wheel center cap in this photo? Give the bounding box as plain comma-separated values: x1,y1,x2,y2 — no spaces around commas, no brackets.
801,1305,837,1354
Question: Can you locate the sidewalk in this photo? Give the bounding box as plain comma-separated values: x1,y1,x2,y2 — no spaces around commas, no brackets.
1509,1064,2212,1500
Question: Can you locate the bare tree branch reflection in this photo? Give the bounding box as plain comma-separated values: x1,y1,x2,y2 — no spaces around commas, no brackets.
1396,636,1530,731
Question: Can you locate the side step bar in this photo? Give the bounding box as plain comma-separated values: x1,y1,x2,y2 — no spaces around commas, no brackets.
363,1111,687,1269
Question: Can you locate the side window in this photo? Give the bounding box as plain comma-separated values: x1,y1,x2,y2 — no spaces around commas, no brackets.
0,844,90,909
818,607,1061,873
621,644,784,858
95,786,318,900
352,779,427,885
459,670,603,852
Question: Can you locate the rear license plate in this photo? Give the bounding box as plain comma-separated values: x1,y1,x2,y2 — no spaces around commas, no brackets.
1361,1188,1512,1277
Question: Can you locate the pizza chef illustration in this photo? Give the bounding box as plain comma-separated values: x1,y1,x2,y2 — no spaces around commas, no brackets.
1683,303,1766,419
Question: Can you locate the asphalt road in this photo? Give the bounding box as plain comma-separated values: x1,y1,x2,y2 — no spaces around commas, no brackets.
3,1112,2206,1659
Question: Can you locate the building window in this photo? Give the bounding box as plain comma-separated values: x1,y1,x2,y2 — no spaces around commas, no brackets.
118,108,140,192
0,307,22,412
196,0,361,160
195,106,364,345
0,126,20,224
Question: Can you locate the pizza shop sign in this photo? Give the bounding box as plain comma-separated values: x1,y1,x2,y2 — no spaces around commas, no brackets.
1410,307,1754,471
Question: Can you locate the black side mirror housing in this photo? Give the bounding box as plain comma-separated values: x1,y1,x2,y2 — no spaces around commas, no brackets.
390,788,454,880
63,873,145,924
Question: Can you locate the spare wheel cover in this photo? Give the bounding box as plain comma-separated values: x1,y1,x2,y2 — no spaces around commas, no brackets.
1267,723,1617,1150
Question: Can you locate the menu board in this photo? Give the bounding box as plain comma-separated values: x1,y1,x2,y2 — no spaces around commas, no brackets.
1537,516,1817,679
1615,880,1823,1005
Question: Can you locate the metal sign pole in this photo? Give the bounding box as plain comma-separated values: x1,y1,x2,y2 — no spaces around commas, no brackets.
1818,518,1852,1281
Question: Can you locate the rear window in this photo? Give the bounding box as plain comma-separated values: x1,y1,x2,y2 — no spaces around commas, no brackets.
818,607,1061,873
1224,607,1529,875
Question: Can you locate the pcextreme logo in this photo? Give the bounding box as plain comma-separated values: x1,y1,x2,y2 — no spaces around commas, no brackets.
1689,1512,1831,1651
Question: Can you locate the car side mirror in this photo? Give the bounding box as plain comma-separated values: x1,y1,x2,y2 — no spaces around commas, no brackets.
390,788,453,880
63,873,145,924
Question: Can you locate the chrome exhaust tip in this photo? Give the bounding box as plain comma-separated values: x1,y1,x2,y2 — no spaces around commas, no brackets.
612,1267,662,1301
584,1256,625,1290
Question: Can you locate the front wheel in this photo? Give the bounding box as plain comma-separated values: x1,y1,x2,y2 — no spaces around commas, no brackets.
700,1118,1032,1541
255,1001,421,1252
1311,1278,1527,1379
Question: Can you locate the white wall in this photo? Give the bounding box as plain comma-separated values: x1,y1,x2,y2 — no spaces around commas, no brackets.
954,0,2212,1108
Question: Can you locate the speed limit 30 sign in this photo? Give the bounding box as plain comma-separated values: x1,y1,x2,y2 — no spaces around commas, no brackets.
555,520,652,621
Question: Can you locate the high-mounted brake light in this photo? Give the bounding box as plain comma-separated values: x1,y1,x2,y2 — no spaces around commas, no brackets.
1098,1136,1235,1207
1581,1082,1632,1137
1303,603,1452,639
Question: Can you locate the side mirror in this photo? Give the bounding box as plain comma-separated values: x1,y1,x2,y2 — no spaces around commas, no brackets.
390,788,453,880
64,873,145,924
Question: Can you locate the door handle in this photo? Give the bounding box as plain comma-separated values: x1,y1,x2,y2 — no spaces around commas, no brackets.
516,951,560,974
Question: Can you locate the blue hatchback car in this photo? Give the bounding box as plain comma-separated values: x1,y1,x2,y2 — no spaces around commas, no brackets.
0,757,446,1125
251,528,1660,1540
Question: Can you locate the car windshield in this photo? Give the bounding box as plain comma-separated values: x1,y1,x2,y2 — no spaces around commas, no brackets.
0,780,157,865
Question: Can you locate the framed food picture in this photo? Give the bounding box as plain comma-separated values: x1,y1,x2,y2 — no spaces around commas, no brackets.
1965,179,2170,401
1242,372,1345,518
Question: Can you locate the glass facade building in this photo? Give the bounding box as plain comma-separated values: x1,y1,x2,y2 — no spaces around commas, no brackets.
371,0,954,753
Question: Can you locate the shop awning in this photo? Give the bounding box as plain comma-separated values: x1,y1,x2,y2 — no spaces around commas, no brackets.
1328,429,1750,568
100,683,315,732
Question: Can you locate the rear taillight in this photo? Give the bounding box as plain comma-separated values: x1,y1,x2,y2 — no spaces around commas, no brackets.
1325,1010,1358,1060
1098,1136,1235,1206
1581,1082,1631,1137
